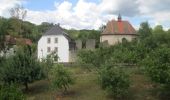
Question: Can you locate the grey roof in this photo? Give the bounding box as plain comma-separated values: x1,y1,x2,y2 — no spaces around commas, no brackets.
44,25,65,36
43,25,72,41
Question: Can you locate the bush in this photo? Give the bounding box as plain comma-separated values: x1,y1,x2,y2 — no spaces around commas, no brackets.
0,45,43,90
49,64,74,94
99,65,130,98
0,84,25,100
142,47,170,85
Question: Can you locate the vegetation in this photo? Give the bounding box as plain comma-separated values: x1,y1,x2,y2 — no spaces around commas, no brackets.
142,47,170,86
49,64,74,94
99,66,130,98
0,45,43,90
1,5,170,99
77,22,170,98
0,84,25,100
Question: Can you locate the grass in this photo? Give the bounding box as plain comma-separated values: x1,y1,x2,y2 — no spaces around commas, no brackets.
26,66,164,100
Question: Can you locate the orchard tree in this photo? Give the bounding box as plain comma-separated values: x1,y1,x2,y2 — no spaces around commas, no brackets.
99,62,130,98
0,45,43,90
142,47,170,86
49,64,74,94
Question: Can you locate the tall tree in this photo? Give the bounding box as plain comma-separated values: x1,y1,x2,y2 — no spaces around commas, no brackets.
9,4,27,36
138,22,152,40
9,4,27,20
153,25,165,34
0,17,8,51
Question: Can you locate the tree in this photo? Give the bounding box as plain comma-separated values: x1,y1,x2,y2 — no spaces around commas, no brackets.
38,22,54,33
138,22,152,40
9,4,27,20
142,47,170,86
7,18,21,37
0,17,8,51
9,4,27,36
0,45,43,90
49,64,74,94
153,25,165,34
99,63,130,98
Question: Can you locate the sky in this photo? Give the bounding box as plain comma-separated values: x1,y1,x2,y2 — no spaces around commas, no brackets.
0,0,170,30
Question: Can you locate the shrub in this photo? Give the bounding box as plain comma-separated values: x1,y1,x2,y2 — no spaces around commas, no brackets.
99,65,130,98
49,64,74,94
142,47,170,85
0,84,25,100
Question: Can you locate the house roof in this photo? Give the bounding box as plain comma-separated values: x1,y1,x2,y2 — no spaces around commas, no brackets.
43,24,72,41
101,16,137,35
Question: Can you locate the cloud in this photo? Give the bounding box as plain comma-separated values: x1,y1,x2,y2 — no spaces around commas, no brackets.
0,0,24,17
0,0,170,29
99,0,140,16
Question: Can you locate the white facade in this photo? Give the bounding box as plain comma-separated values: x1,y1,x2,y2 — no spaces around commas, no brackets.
100,35,136,45
38,35,69,62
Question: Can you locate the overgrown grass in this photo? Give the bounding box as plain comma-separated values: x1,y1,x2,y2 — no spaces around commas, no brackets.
26,66,163,100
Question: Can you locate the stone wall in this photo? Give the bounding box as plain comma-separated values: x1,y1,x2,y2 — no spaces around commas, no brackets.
86,39,96,50
69,39,96,62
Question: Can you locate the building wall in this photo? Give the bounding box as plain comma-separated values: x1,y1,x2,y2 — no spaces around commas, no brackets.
86,39,96,50
100,35,136,45
38,35,69,62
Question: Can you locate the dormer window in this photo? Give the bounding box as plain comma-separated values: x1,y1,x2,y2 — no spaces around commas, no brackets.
55,38,58,43
47,38,51,43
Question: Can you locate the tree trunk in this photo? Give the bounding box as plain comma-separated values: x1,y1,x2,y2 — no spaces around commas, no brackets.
63,85,67,94
24,82,28,91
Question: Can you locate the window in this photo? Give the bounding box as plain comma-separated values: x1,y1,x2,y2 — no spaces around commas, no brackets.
54,47,58,52
47,38,51,43
55,38,58,43
47,47,51,52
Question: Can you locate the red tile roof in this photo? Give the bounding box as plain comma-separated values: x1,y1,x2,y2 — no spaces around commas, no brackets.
102,18,136,35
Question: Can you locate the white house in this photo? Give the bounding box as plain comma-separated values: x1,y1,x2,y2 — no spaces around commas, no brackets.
38,24,75,62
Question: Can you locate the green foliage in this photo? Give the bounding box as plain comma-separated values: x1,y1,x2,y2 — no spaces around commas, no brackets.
77,50,98,68
153,25,165,34
37,22,54,33
41,51,58,79
142,47,170,85
0,17,8,50
49,64,74,93
77,41,139,69
138,22,152,40
99,64,130,98
0,84,25,100
0,45,43,90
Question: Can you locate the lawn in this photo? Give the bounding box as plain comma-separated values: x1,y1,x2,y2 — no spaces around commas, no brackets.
26,66,162,100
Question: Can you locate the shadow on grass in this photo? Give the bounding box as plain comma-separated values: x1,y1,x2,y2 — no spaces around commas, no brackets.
23,80,50,95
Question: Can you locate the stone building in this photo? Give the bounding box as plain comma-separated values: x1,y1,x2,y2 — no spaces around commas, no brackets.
100,14,137,45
